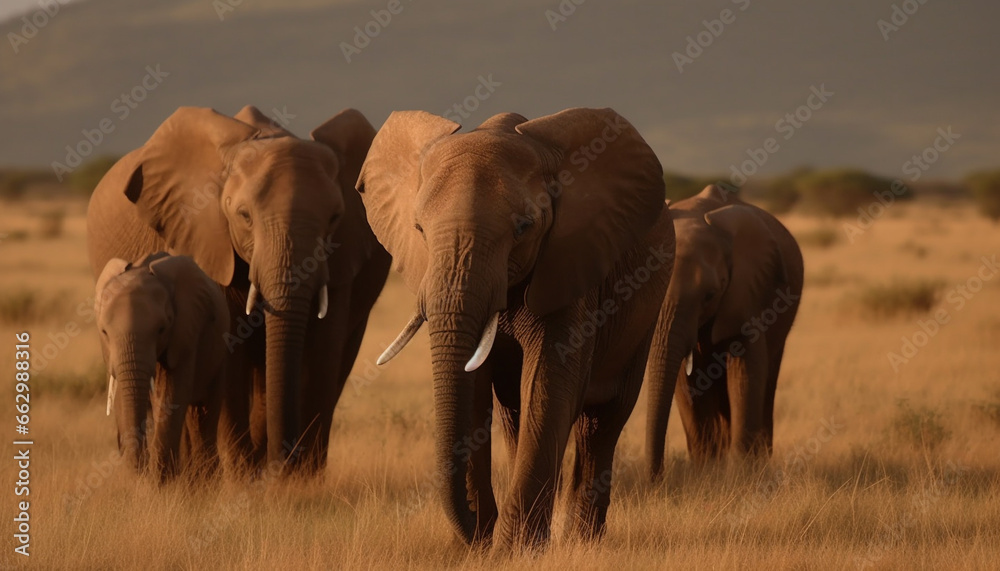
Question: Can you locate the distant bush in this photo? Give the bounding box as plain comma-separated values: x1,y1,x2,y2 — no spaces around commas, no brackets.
966,170,1000,221
35,361,107,400
796,169,909,217
38,209,66,239
889,400,950,452
0,290,39,323
68,155,119,196
795,226,839,249
851,278,944,320
0,168,57,200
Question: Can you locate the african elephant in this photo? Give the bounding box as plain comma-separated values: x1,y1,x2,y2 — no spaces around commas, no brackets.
87,106,390,474
645,185,803,477
360,108,674,547
96,252,229,481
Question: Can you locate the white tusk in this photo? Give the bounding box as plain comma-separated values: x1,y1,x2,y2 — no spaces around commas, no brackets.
317,284,328,319
464,313,499,373
686,351,694,376
245,283,258,316
377,314,425,366
106,375,116,416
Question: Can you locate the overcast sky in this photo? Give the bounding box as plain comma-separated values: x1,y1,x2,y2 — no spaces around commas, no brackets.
1,0,998,180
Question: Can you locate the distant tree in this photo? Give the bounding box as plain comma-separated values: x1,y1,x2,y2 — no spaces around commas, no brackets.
758,167,814,214
68,155,120,196
795,168,906,217
966,170,1000,222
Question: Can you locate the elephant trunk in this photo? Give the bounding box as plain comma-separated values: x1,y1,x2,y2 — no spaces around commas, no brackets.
261,292,311,470
112,347,156,473
645,301,696,480
253,228,330,471
428,308,486,545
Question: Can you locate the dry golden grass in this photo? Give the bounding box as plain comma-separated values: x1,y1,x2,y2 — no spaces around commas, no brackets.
2,197,1000,569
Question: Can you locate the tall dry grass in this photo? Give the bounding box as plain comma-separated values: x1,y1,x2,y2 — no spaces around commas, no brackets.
2,198,1000,569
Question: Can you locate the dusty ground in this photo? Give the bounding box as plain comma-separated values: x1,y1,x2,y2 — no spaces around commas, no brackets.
1,197,999,569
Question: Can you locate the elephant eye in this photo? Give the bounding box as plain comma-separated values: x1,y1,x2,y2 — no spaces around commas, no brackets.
414,223,424,234
514,216,534,238
237,207,252,225
158,326,166,335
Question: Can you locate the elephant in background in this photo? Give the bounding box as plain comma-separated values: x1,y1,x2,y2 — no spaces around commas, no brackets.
360,108,674,548
87,105,390,475
95,252,229,481
645,185,804,477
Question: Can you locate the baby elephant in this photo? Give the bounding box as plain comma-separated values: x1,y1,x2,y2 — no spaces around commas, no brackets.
95,252,229,481
645,185,804,476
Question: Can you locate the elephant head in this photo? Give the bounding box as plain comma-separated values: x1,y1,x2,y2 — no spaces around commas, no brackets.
108,106,376,466
357,108,665,542
646,184,787,475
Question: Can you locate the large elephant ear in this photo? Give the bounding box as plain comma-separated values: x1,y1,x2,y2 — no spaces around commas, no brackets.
234,105,293,138
148,255,226,369
124,107,260,286
515,108,666,315
310,109,380,284
355,111,461,293
704,204,786,343
95,257,132,317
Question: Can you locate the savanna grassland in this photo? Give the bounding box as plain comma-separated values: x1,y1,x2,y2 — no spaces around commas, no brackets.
2,196,1000,570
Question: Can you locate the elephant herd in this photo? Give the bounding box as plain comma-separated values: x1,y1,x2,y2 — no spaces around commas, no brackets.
86,105,803,549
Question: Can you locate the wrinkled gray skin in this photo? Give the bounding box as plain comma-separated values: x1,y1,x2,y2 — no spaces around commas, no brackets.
95,253,229,481
645,185,804,477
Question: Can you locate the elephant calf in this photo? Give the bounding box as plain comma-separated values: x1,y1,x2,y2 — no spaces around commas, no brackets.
95,252,230,481
645,184,804,476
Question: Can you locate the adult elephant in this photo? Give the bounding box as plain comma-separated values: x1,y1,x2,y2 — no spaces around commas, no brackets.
645,185,803,478
87,105,390,474
361,108,674,548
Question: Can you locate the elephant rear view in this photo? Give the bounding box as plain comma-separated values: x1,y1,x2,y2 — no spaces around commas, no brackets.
95,252,229,481
645,184,804,477
87,106,390,474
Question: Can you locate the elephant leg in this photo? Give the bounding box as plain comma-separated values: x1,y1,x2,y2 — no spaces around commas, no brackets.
491,333,522,465
249,362,268,470
218,295,256,475
150,368,187,482
468,358,498,545
727,341,769,458
298,286,353,475
675,351,729,463
762,340,787,455
569,337,647,540
495,341,587,548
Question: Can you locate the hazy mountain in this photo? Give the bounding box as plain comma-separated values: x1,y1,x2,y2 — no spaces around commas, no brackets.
1,0,998,181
